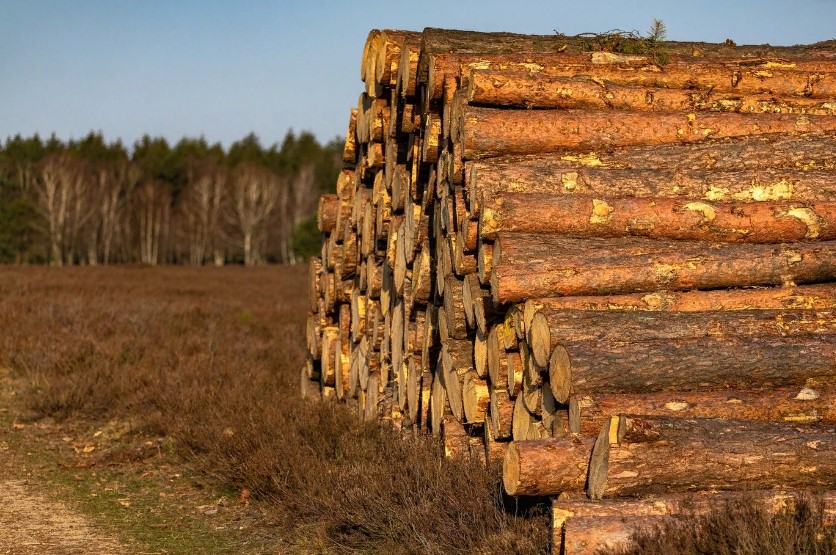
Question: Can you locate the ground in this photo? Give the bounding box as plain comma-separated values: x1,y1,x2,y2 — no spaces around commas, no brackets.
0,384,126,554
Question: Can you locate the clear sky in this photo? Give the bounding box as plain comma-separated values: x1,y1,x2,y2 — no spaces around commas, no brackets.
2,0,835,149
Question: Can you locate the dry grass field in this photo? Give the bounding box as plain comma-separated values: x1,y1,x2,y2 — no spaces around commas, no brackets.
0,265,548,554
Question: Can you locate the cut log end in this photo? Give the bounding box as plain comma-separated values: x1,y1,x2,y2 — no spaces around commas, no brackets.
502,441,522,496
528,311,551,368
549,345,572,403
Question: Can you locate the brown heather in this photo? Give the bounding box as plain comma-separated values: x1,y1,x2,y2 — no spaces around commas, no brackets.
0,265,547,554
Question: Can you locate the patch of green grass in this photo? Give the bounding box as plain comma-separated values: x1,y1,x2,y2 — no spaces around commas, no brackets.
1,397,260,554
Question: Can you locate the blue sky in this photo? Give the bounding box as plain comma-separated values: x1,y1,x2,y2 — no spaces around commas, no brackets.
2,0,835,149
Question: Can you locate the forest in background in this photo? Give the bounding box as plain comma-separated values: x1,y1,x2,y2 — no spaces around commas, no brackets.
0,131,341,266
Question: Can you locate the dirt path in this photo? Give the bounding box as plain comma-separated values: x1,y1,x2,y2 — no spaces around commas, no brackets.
0,370,129,555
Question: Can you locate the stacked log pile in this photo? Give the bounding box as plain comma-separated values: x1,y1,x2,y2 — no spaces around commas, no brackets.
302,27,836,553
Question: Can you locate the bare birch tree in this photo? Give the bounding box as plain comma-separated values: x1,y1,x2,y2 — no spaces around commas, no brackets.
229,163,279,266
135,180,170,265
179,163,227,266
33,154,90,266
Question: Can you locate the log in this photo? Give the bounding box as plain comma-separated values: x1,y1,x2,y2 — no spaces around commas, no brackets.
528,307,836,369
308,257,323,312
506,350,524,399
335,304,352,400
442,414,470,459
462,273,482,330
441,339,474,422
370,29,421,90
473,329,488,379
465,133,836,213
421,304,439,375
411,241,432,304
553,491,836,555
458,106,836,160
502,435,596,496
570,385,836,436
317,194,339,233
343,109,357,163
480,192,836,243
350,291,368,343
587,416,836,499
319,326,340,387
483,420,509,467
395,36,421,99
463,372,490,424
548,334,836,403
491,234,836,303
422,30,836,101
430,361,447,437
521,283,836,313
485,325,507,388
489,387,514,440
467,70,836,113
365,258,383,299
443,275,469,339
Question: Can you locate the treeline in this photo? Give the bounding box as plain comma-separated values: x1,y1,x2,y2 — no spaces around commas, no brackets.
0,131,341,265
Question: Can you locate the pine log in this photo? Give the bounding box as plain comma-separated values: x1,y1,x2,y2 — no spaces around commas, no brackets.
468,436,487,466
433,50,836,103
484,420,509,467
441,339,474,422
410,241,432,304
511,394,531,441
308,257,323,313
348,344,361,398
420,29,836,100
473,329,488,379
442,414,470,459
528,307,836,369
365,259,383,299
306,313,320,359
490,234,836,303
430,362,447,437
443,275,469,339
317,194,339,234
367,300,383,351
418,370,433,430
319,326,340,387
477,236,492,285
335,304,352,400
553,491,836,555
467,70,836,113
481,192,836,243
463,372,490,424
570,385,836,436
506,350,524,399
462,273,482,329
406,365,431,428
485,326,506,388
458,106,836,160
502,435,596,496
350,291,368,343
522,283,836,313
465,133,836,212
548,334,836,403
421,304,439,375
370,30,421,90
343,109,357,163
587,416,836,499
489,387,515,440
396,37,421,99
